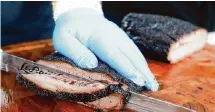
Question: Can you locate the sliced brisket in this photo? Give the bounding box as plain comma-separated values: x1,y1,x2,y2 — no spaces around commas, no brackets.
16,53,144,111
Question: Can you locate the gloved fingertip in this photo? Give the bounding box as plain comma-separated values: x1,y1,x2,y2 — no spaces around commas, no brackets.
85,59,98,69
128,70,146,86
133,70,159,91
130,76,146,87
145,78,159,91
78,56,98,69
147,82,159,92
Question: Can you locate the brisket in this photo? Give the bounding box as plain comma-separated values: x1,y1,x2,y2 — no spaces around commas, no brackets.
16,53,144,111
122,13,208,63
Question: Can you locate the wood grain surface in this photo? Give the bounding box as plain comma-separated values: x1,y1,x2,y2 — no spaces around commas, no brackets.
1,39,215,112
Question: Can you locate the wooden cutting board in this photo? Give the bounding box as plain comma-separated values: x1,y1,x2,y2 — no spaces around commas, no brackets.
1,39,215,112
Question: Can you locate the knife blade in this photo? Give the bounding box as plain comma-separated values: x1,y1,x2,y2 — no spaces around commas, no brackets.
0,50,195,112
126,91,195,112
0,50,96,83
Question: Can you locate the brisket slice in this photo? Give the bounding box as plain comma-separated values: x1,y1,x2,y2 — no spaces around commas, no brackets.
16,75,127,110
39,53,144,93
16,53,144,110
122,13,208,63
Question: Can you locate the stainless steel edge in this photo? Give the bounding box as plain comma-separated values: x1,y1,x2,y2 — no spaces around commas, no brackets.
126,91,196,112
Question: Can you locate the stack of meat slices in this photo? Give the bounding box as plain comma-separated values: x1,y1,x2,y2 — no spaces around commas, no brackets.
16,53,144,111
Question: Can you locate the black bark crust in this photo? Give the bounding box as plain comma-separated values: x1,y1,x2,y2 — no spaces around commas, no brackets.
16,74,131,103
121,13,202,62
39,53,145,93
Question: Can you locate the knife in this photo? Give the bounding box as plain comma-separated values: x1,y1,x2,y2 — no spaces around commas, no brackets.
0,50,195,112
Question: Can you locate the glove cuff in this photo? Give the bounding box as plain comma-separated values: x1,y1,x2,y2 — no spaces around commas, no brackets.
54,1,103,21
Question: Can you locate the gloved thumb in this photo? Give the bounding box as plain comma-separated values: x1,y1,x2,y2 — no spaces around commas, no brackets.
53,28,98,69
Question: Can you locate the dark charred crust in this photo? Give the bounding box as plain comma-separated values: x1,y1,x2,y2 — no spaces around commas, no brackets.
121,13,204,62
16,74,131,102
111,85,131,103
40,53,145,93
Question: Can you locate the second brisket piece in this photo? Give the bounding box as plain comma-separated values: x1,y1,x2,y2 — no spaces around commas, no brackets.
122,13,208,63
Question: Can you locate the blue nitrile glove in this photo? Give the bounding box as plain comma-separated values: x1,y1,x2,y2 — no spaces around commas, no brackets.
53,8,159,91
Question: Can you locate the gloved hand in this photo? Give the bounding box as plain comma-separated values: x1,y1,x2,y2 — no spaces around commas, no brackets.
53,8,159,91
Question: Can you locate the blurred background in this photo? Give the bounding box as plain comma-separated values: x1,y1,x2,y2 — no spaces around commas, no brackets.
1,1,215,46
